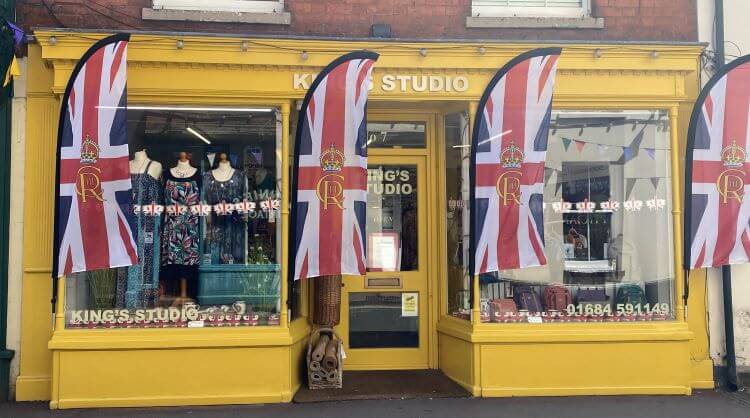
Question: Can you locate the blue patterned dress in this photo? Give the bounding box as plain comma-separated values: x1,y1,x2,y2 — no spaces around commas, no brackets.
115,161,162,309
161,169,202,297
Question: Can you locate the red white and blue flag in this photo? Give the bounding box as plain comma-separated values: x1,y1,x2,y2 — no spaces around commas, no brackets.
470,48,561,275
686,55,750,269
53,34,137,277
290,51,379,280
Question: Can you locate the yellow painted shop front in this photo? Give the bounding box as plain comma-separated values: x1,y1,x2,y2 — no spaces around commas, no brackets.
16,30,713,408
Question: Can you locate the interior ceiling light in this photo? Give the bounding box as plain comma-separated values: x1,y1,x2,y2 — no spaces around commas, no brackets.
186,127,211,144
98,105,274,113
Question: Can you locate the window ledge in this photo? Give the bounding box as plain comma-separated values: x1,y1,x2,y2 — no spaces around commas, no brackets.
142,8,291,25
466,16,604,29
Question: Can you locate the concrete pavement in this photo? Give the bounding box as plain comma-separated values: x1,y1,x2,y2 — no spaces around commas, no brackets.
1,390,748,418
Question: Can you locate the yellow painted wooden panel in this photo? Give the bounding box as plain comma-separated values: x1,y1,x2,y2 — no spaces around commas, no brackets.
438,333,477,395
480,341,692,396
55,347,291,408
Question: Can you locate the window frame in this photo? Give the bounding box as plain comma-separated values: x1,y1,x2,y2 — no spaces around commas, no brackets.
153,0,285,14
471,0,591,19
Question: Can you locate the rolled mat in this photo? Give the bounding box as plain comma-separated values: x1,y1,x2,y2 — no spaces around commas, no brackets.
322,338,338,371
311,371,325,382
311,334,330,362
324,370,337,382
309,360,322,372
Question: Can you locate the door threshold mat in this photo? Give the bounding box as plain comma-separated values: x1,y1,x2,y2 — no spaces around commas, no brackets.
293,370,471,403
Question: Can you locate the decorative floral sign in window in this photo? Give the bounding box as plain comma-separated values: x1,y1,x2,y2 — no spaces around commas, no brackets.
65,106,282,328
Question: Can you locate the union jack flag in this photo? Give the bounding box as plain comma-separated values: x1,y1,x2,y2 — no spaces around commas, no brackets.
290,51,379,280
470,48,561,275
53,34,137,277
686,56,750,269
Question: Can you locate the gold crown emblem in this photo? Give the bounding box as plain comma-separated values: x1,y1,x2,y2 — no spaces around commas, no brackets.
721,140,746,168
80,135,100,164
320,144,345,172
500,141,524,169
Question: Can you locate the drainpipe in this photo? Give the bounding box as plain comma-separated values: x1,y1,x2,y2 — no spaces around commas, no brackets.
715,0,738,392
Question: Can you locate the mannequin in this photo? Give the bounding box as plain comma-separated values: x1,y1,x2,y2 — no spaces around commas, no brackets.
129,149,163,179
162,151,201,306
212,152,235,182
115,149,163,309
203,152,248,265
170,151,197,178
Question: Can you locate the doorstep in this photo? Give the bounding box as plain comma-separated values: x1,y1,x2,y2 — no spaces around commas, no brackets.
293,370,470,403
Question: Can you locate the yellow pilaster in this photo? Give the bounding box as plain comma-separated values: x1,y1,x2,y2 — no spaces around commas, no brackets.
669,106,686,322
280,101,291,327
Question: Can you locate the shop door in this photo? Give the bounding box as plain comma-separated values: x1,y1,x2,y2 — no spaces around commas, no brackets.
335,155,429,370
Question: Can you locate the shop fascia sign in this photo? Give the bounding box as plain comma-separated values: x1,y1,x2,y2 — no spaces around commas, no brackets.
293,72,469,93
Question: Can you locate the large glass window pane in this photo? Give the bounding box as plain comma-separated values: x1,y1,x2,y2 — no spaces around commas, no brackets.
444,113,472,320
367,165,419,271
65,106,282,328
349,292,419,348
367,122,426,148
446,110,675,323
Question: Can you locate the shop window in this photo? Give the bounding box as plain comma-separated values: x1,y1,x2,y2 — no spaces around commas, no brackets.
65,106,282,328
447,110,676,324
471,0,590,18
444,112,472,319
152,0,285,14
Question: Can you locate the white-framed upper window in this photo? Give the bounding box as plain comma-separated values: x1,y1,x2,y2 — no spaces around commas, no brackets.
153,0,285,14
471,0,590,18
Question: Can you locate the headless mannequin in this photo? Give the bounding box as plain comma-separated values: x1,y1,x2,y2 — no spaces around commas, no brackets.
212,153,235,181
170,151,197,178
129,150,163,179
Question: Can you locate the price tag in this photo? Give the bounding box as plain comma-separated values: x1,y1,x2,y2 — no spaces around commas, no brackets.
527,315,543,324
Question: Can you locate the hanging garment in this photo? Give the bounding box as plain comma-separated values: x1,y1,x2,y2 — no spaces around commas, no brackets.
203,169,248,265
115,161,163,309
161,169,202,291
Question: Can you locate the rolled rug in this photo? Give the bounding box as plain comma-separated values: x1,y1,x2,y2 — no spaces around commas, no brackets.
311,334,330,362
309,360,322,372
310,371,325,382
324,370,338,382
322,338,338,371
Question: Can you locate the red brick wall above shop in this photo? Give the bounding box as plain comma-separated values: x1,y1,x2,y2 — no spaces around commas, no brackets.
17,0,697,42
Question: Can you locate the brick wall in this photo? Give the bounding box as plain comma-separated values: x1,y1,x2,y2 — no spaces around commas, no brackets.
17,0,697,42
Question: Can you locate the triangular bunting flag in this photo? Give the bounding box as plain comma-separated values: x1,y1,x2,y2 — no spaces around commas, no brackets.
625,178,638,200
651,177,660,190
645,148,656,159
597,144,608,156
561,137,572,151
574,140,585,153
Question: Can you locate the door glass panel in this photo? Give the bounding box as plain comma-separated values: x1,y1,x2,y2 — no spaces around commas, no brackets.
349,292,419,348
367,122,426,148
366,165,418,271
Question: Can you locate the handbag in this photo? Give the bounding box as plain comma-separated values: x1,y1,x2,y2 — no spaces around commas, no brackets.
576,287,607,303
490,299,518,322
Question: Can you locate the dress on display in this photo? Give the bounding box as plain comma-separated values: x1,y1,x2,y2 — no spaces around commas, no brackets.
203,169,247,264
115,161,163,309
161,169,202,295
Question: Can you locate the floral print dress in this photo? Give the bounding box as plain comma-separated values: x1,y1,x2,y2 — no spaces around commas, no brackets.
161,169,202,294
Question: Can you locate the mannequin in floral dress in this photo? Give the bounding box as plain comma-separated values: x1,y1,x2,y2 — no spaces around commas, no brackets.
161,152,201,302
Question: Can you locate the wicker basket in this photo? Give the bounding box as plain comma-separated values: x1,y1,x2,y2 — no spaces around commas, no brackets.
306,328,343,389
313,275,342,327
